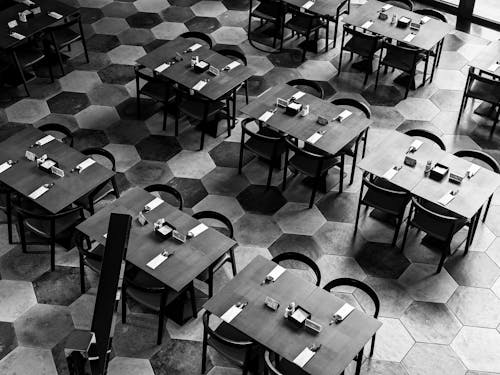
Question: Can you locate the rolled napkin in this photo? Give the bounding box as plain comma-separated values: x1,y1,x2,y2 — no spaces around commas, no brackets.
0,162,12,174
306,132,323,144
336,109,352,122
420,16,430,23
29,184,51,200
192,80,207,92
221,303,246,323
259,110,275,122
361,20,373,29
403,33,417,43
408,139,423,152
154,63,170,73
382,4,392,10
224,61,240,71
291,91,305,101
438,190,457,206
10,32,25,40
265,265,286,282
382,166,400,180
187,43,202,52
146,251,170,270
293,347,316,368
75,158,96,173
488,62,500,72
48,11,63,19
188,223,208,237
35,134,55,146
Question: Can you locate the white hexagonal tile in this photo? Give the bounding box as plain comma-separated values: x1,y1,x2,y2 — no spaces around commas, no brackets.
402,343,466,375
211,26,247,45
0,280,37,322
433,69,467,91
451,327,500,373
193,195,245,223
396,98,440,121
168,150,216,179
107,357,155,375
104,143,141,173
5,99,50,124
134,0,169,12
75,105,120,130
192,0,227,17
447,286,500,328
151,22,188,40
297,60,337,81
372,317,415,362
247,55,275,76
59,70,102,93
92,17,129,35
273,202,326,235
0,347,57,374
108,45,146,66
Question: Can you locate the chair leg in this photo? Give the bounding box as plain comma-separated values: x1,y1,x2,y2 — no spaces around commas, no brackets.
229,248,237,276
111,176,120,199
392,217,401,247
208,269,214,298
50,239,56,271
375,62,382,91
339,154,344,193
199,126,206,151
238,145,244,175
6,193,13,244
157,292,167,345
362,128,368,157
121,284,127,323
436,249,447,273
244,81,249,104
201,328,208,374
483,195,492,222
370,333,376,357
18,218,27,253
350,142,359,185
400,219,411,252
489,106,500,138
309,175,320,209
78,252,86,295
338,50,343,75
189,283,198,318
265,161,274,190
162,104,168,131
355,347,364,375
56,48,65,76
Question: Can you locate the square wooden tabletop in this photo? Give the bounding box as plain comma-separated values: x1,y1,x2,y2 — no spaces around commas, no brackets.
240,84,371,156
358,131,500,219
281,0,346,18
0,0,78,50
204,255,382,375
136,37,254,101
76,187,237,292
469,40,500,78
0,127,115,214
342,0,453,51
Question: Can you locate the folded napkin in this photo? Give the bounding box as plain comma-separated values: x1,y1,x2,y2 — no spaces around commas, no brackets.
361,20,373,29
35,135,55,146
307,132,323,144
29,185,50,200
221,304,244,323
154,63,170,73
225,61,240,71
420,16,430,24
302,0,314,9
266,265,286,282
144,197,163,211
293,348,316,368
438,190,456,206
259,110,275,122
10,32,25,40
403,33,417,43
336,109,352,122
382,4,392,10
146,252,169,270
192,80,207,91
76,158,96,173
291,91,305,101
383,166,399,180
48,11,63,19
188,223,208,237
188,43,202,52
467,164,480,178
333,303,354,322
409,139,423,151
488,62,500,72
0,162,12,174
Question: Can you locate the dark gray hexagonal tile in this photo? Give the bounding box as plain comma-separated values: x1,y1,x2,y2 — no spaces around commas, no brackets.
135,134,182,161
106,119,149,145
69,51,112,71
185,16,221,33
47,92,91,115
237,185,286,215
150,339,211,374
144,38,169,53
246,75,271,96
201,167,250,196
125,160,173,187
355,242,411,279
169,0,201,6
208,141,254,168
33,266,89,306
361,84,405,106
161,6,195,22
442,34,466,52
269,233,323,264
73,128,110,150
98,63,136,84
0,322,17,361
167,177,208,208
0,245,51,282
117,97,159,120
126,12,163,28
112,313,162,359
80,7,104,24
118,28,155,46
101,1,137,18
221,0,249,10
267,49,304,69
87,34,121,53
316,191,358,223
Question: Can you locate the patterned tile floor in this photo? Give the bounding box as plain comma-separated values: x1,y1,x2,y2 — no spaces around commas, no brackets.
1,0,500,374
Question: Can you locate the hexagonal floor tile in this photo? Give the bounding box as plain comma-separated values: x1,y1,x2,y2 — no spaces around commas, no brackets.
186,16,221,33
193,195,245,223
161,6,195,22
201,167,250,197
402,343,466,375
234,213,282,247
105,119,149,145
33,266,89,306
211,26,247,45
118,28,156,46
316,191,358,223
107,357,155,375
125,160,173,187
167,177,208,208
108,45,146,65
135,135,182,162
75,105,119,130
47,92,90,115
135,0,169,12
5,99,50,124
69,293,95,331
451,327,500,373
355,242,411,279
273,202,326,235
433,69,467,91
370,106,406,129
101,1,137,18
0,280,37,322
269,233,322,261
73,128,110,150
0,322,17,361
151,22,188,39
98,64,136,85
447,286,500,328
361,84,405,107
237,185,287,215
445,252,500,288
208,141,254,168
92,17,129,35
87,34,121,53
0,347,57,375
104,143,141,172
297,60,337,81
168,150,216,178
59,70,102,93
396,98,440,121
150,339,210,374
126,12,163,28
0,245,51,282
372,317,414,362
314,221,366,257
317,254,366,287
430,90,463,112
192,0,226,17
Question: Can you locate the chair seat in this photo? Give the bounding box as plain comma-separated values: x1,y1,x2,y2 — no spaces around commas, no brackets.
278,358,308,375
469,79,500,104
179,98,225,120
24,209,82,238
362,186,408,216
75,181,115,210
285,14,324,35
252,2,281,21
245,136,284,161
51,28,81,47
381,48,423,72
344,36,382,58
15,46,45,67
126,270,180,312
84,244,104,273
207,322,252,367
140,81,175,103
289,153,340,177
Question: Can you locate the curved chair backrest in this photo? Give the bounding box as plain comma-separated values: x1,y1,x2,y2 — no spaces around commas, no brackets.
454,149,500,173
81,147,116,171
410,197,460,242
144,184,184,210
331,97,371,119
192,210,234,239
264,350,283,375
404,129,446,151
180,31,213,49
466,72,500,100
74,231,102,262
382,40,421,66
203,311,254,348
46,12,82,32
323,278,380,318
286,79,324,99
271,251,321,286
414,8,447,22
241,118,284,144
214,47,248,66
361,175,410,212
343,25,382,53
38,123,74,147
382,0,413,10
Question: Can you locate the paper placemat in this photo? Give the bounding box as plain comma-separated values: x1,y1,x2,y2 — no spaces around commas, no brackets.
225,61,240,70
361,20,373,29
189,43,202,52
438,191,456,206
29,185,50,200
334,303,354,321
292,91,305,101
144,197,164,211
421,16,430,24
383,167,399,180
189,223,208,237
410,139,423,151
77,158,96,172
48,11,63,19
192,80,207,91
337,109,352,122
36,135,55,146
467,164,480,177
259,111,274,122
382,4,392,10
155,63,170,73
266,265,286,282
403,33,417,43
293,348,315,368
146,253,168,270
10,32,25,40
307,132,323,144
302,0,314,9
488,62,500,72
0,162,12,174
221,305,243,323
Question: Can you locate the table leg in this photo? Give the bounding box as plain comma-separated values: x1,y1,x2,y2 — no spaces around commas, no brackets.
355,347,364,375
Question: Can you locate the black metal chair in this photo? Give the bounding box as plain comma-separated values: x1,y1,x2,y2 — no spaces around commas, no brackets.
38,123,74,146
215,47,249,105
454,149,500,222
75,231,104,294
401,197,470,273
180,31,213,49
283,136,344,208
338,25,383,85
0,185,15,244
135,64,176,132
381,0,413,10
75,148,120,215
404,128,446,151
414,8,447,22
375,41,426,99
323,278,380,356
193,210,237,297
271,251,321,286
331,96,371,184
322,0,350,51
45,13,88,76
457,68,500,137
355,175,410,246
286,78,324,99
144,184,183,210
201,311,255,374
248,0,285,49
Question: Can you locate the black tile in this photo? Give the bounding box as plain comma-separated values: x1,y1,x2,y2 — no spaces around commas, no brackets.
73,129,110,150
116,97,160,120
237,185,286,214
209,141,254,168
185,16,221,33
135,134,182,161
222,0,250,10
316,191,358,223
98,64,136,84
47,92,91,115
150,340,211,374
168,0,201,7
106,119,150,145
144,38,169,53
161,6,195,22
126,12,163,28
101,1,138,18
361,84,404,106
267,49,304,69
118,28,155,46
33,266,90,306
355,242,411,279
167,177,208,208
87,34,121,53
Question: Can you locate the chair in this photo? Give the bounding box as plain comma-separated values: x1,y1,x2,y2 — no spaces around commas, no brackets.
179,31,213,49
414,8,447,22
201,311,255,374
286,78,324,99
283,136,344,208
271,252,321,286
135,64,176,132
144,184,183,210
248,0,285,49
264,350,283,375
38,123,74,147
354,175,410,246
457,68,500,137
14,203,85,271
338,25,383,85
174,86,232,150
381,0,413,10
281,9,325,62
404,129,446,151
331,96,371,184
75,148,120,215
0,185,15,244
193,210,237,297
375,41,426,99
401,197,470,273
324,278,379,356
122,265,197,345
45,13,89,76
322,0,350,51
454,149,500,222
75,231,104,294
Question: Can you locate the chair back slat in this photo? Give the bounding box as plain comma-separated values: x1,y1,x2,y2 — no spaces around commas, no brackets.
271,251,321,286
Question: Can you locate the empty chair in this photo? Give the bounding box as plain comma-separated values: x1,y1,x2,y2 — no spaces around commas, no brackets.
144,184,183,210
355,175,410,246
457,68,500,137
180,31,213,49
75,231,104,294
75,148,120,215
0,185,14,244
401,197,470,273
38,123,74,146
404,128,446,151
414,8,447,22
331,96,371,184
322,0,350,51
375,41,426,99
239,118,285,189
45,13,89,76
215,47,250,105
272,251,321,286
381,0,413,10
283,136,344,208
201,311,255,374
338,25,383,85
193,210,237,297
248,0,285,48
286,78,324,99
454,149,500,222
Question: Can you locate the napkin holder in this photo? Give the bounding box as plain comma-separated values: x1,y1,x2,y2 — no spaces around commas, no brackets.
317,115,329,125
38,158,59,174
429,163,449,181
285,102,302,116
397,16,411,28
154,219,175,240
193,60,210,73
264,296,280,311
378,12,388,20
449,172,464,185
304,318,322,334
404,156,417,167
410,22,421,31
286,306,311,328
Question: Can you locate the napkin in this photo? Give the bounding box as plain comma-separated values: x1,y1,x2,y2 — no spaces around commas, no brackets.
10,32,25,40
383,166,399,180
266,265,286,282
403,33,417,43
188,43,202,52
336,110,352,122
307,132,323,144
154,63,170,73
29,185,50,199
438,190,456,206
35,135,55,146
361,20,373,29
259,111,275,122
192,80,207,91
467,164,480,178
488,62,500,72
48,11,63,19
334,303,354,322
221,305,243,323
144,197,163,211
146,252,169,270
382,4,392,10
0,162,12,174
189,223,208,237
302,0,314,9
291,91,305,101
76,158,96,173
293,348,315,368
225,61,240,71
420,16,430,23
408,139,422,152
103,233,107,239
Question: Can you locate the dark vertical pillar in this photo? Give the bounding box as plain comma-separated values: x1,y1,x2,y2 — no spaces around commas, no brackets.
456,0,475,32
